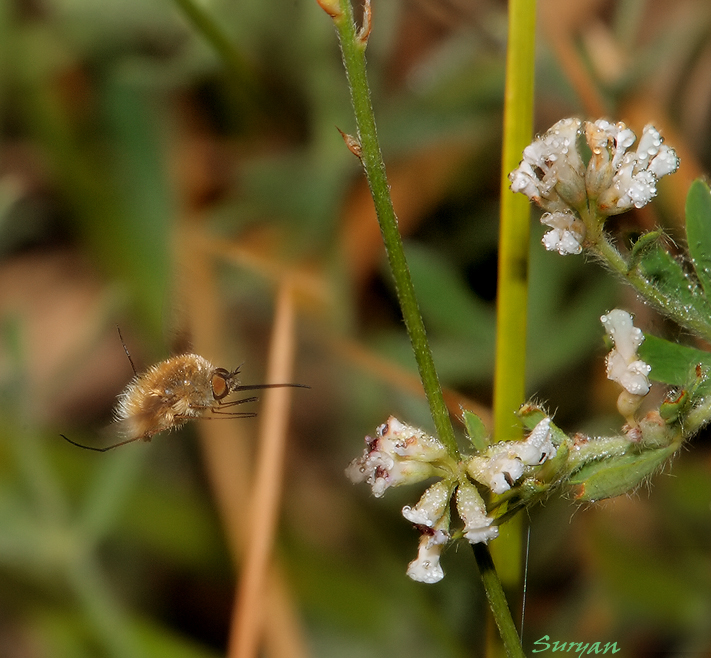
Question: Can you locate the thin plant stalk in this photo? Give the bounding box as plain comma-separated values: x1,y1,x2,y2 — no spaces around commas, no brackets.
170,0,260,115
228,275,298,658
179,221,308,658
487,3,536,651
328,0,458,459
493,0,536,446
473,543,527,658
322,1,525,655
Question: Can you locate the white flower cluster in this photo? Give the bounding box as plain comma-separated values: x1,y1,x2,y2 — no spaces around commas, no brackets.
509,118,679,255
466,418,556,494
588,121,679,214
402,479,498,584
348,416,558,584
346,416,450,497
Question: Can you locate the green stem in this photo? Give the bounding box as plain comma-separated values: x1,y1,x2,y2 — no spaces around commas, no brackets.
472,544,526,658
591,229,711,342
330,0,458,458
488,1,536,646
326,2,526,655
493,0,536,445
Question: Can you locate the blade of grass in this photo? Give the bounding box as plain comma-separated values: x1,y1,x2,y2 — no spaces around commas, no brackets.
170,0,260,115
488,2,537,654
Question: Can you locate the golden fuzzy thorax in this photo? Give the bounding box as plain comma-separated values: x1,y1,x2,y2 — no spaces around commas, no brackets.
115,354,218,440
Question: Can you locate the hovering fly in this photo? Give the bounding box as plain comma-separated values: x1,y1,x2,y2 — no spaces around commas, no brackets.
61,333,307,452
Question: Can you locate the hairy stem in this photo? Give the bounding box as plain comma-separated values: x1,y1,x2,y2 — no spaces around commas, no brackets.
591,229,711,342
472,543,527,658
330,0,458,458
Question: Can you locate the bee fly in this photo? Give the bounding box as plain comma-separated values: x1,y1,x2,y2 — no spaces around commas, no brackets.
61,330,307,452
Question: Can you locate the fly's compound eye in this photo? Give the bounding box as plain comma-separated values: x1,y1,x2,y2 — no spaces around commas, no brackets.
211,368,231,400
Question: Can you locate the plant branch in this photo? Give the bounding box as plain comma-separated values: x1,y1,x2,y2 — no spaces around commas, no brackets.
329,0,459,458
472,544,526,658
591,231,711,343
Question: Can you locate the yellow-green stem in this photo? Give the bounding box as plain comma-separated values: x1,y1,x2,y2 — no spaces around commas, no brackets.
473,543,527,658
489,2,536,653
494,0,537,445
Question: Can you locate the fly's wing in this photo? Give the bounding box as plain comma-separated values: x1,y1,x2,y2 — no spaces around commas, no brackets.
102,417,141,441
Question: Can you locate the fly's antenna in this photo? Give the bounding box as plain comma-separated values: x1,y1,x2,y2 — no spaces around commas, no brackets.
117,325,137,376
233,383,310,392
60,433,143,452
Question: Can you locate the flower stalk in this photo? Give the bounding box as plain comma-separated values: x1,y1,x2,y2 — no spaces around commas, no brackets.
323,0,526,654
327,0,459,459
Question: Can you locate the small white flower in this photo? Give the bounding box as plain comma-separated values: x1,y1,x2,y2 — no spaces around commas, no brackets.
601,309,651,396
517,417,556,466
595,124,679,215
402,480,451,527
466,418,556,494
509,118,586,213
346,417,450,497
406,529,449,584
456,481,498,544
467,447,524,494
541,211,586,255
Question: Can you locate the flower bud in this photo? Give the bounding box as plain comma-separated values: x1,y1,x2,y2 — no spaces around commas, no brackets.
467,448,524,494
402,480,452,528
584,120,635,201
456,481,498,544
509,118,586,213
517,417,556,465
594,123,679,215
406,529,449,584
540,211,586,255
466,417,556,493
601,310,651,397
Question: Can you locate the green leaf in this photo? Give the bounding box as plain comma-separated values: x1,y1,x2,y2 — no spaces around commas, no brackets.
629,229,663,269
462,409,489,452
638,333,711,386
684,179,711,298
630,239,710,329
570,443,677,502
